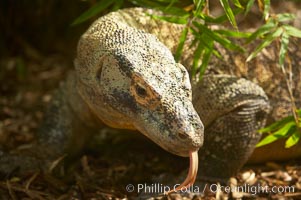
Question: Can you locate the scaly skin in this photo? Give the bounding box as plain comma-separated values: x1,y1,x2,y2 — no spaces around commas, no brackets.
0,8,300,182
75,8,204,156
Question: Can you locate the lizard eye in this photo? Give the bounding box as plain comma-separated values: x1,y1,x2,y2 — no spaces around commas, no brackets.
135,84,147,98
130,73,161,110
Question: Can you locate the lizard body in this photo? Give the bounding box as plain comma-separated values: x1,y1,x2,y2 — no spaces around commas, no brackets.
0,8,300,183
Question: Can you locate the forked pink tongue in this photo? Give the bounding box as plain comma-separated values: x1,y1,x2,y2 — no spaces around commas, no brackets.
166,150,198,194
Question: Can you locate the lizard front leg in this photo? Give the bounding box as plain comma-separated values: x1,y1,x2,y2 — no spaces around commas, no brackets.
192,75,270,182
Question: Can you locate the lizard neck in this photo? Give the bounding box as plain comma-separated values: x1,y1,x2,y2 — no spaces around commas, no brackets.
76,77,136,130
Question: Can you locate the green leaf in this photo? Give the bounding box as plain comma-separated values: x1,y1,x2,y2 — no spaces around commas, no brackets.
191,27,222,57
211,48,222,59
199,44,213,80
196,8,242,24
190,28,219,79
194,0,205,16
194,33,213,78
258,109,301,148
175,27,189,61
130,0,166,8
256,134,281,147
151,14,188,24
257,121,296,147
197,13,228,24
247,20,276,43
232,0,243,9
284,25,301,38
285,129,300,148
215,29,251,38
72,0,114,26
279,32,290,68
163,7,189,16
245,0,255,15
193,22,244,51
189,36,199,49
132,0,184,16
259,115,294,133
166,0,178,9
191,28,211,49
192,41,205,77
276,13,295,23
247,27,283,62
111,0,124,11
155,0,178,2
263,0,270,20
219,0,238,29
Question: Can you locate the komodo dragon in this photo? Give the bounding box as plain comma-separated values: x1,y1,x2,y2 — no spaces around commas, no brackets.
1,8,301,184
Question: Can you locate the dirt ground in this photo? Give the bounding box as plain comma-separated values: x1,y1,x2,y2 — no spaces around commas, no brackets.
0,1,301,199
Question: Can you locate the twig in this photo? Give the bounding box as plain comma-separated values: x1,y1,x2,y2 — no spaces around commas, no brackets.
25,172,39,190
48,154,67,173
81,155,94,177
261,176,289,185
1,181,49,200
282,54,301,133
6,180,17,200
284,192,301,197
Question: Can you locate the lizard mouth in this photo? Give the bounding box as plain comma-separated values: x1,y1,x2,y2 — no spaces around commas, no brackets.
166,150,199,194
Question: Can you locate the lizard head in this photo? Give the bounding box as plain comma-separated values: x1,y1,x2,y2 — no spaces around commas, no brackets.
76,28,203,157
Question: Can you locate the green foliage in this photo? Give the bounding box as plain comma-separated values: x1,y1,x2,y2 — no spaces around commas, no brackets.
146,0,249,81
72,0,251,80
262,0,270,20
244,0,255,15
246,12,301,148
175,27,189,61
219,0,239,30
73,0,301,148
246,13,301,62
72,0,116,25
16,57,26,80
257,110,301,148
